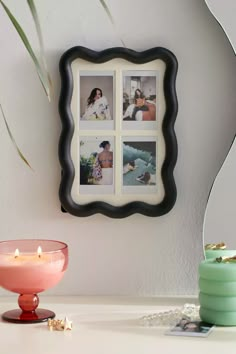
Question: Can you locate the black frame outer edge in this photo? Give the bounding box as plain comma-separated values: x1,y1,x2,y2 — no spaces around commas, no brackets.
58,46,178,218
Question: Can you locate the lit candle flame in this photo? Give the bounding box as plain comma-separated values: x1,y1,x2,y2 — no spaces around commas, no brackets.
37,246,42,258
14,249,20,258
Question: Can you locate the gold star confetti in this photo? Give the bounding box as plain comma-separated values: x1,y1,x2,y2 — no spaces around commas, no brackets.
47,317,72,331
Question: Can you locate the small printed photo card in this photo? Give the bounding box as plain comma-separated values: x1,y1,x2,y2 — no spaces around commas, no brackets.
79,137,115,195
122,70,158,131
79,71,115,130
165,319,215,338
122,137,158,195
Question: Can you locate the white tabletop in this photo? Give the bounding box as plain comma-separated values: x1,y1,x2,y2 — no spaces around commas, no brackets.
0,296,236,354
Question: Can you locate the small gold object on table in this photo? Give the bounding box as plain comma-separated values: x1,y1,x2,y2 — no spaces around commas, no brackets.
47,317,72,331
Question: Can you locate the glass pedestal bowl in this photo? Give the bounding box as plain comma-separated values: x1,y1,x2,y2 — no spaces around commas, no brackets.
0,239,68,323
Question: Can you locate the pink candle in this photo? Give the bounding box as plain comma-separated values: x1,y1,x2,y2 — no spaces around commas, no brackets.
0,250,65,293
0,239,68,294
0,239,68,323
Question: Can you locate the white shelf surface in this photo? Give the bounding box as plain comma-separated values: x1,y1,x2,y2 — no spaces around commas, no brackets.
0,296,236,354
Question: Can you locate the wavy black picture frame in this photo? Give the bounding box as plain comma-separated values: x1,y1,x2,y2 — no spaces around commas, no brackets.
59,46,178,218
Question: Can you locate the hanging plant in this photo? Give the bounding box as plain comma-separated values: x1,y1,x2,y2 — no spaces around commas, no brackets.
0,0,51,167
0,0,119,167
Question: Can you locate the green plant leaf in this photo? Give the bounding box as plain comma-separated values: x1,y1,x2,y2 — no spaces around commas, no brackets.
0,104,32,169
26,0,53,99
0,0,51,101
99,0,126,47
99,0,115,24
27,0,44,53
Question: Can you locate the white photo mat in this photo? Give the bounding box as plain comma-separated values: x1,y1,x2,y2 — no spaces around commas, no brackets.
70,58,166,206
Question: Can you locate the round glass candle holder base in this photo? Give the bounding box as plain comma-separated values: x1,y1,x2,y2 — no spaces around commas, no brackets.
2,309,55,323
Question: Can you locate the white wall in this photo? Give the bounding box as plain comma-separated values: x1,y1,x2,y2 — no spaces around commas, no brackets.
0,0,235,296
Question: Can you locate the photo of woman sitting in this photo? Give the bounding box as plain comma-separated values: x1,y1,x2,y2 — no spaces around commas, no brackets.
123,89,156,121
82,88,111,121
